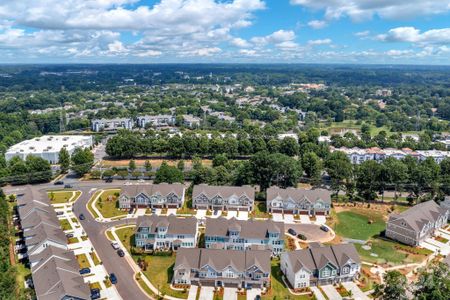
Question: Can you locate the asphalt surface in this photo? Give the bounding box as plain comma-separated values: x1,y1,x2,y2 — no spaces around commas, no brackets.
6,180,150,300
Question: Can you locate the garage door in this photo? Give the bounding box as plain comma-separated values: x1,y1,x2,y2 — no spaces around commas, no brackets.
167,204,178,208
200,280,216,287
271,209,283,213
316,211,325,216
284,210,294,214
299,210,308,215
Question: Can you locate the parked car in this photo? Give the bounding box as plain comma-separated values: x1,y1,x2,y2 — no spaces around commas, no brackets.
79,214,85,220
287,228,297,236
66,233,74,238
255,296,261,300
117,249,125,257
297,233,307,240
213,210,219,216
64,184,73,189
56,211,64,216
151,208,156,214
79,268,91,275
105,178,113,183
90,288,100,300
320,225,329,232
109,273,117,284
111,242,120,250
54,181,64,185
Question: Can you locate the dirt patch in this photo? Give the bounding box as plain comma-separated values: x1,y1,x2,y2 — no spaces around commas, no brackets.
101,158,213,169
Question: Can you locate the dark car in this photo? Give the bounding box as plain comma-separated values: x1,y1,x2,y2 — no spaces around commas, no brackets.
54,181,64,185
287,228,297,236
213,210,219,216
109,273,117,284
90,288,101,300
117,249,125,257
64,184,73,189
79,268,91,275
255,296,261,300
66,233,74,238
56,211,64,216
297,233,307,240
79,213,85,220
105,178,113,183
320,225,329,232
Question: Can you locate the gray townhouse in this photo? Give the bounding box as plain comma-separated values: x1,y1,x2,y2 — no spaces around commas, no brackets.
173,248,271,289
266,187,331,216
385,200,449,246
281,243,361,289
205,217,284,255
15,187,90,300
118,183,185,209
440,196,450,221
192,184,255,211
134,215,198,251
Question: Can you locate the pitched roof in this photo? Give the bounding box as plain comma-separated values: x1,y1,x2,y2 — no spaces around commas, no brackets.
267,187,331,205
29,245,75,270
192,184,255,200
24,223,67,249
20,209,60,230
388,200,448,231
205,217,284,240
136,215,197,235
174,248,271,274
120,183,184,198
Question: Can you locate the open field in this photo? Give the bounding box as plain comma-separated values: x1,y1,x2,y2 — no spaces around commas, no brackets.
334,209,386,241
100,158,213,169
94,189,125,218
47,190,81,204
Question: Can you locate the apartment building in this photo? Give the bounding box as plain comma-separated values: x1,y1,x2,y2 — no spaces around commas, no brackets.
91,118,133,132
192,184,255,211
281,243,361,288
134,215,198,251
205,217,284,254
118,183,185,209
137,115,175,128
386,200,449,246
173,248,271,288
266,187,331,216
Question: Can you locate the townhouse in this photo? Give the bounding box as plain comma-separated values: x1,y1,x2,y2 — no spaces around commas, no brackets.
137,115,175,128
205,217,284,255
118,183,185,209
266,187,331,216
91,118,133,132
15,188,90,300
281,243,361,289
173,248,271,289
385,200,449,246
440,196,450,221
182,114,202,127
134,215,198,251
192,184,255,211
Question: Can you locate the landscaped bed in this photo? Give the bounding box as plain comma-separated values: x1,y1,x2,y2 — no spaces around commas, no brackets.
59,219,72,231
76,254,91,269
90,252,101,265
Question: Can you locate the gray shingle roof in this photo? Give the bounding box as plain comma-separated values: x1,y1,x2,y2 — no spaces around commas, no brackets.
120,183,184,198
205,217,284,239
136,215,197,235
267,187,331,205
192,184,255,200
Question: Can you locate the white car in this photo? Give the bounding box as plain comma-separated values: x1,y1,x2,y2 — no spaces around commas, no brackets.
111,242,120,250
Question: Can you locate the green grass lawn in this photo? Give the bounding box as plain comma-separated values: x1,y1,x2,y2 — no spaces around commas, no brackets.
87,190,102,218
76,254,91,269
137,255,188,299
252,202,270,218
59,219,72,231
334,210,386,241
95,189,126,218
356,237,432,266
90,252,101,265
48,190,81,204
115,226,135,250
262,260,314,300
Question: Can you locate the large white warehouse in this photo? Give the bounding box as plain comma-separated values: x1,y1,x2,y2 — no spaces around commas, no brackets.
5,135,93,164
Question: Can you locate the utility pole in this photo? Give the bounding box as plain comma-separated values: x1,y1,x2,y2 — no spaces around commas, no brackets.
60,85,65,133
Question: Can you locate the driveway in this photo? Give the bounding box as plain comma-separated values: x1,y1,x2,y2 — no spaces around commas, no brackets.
284,223,334,243
227,210,238,219
284,214,294,224
187,285,198,300
300,215,311,224
167,208,177,216
154,208,162,215
272,213,283,222
223,287,237,300
316,216,327,225
310,286,326,300
424,238,450,255
342,282,369,300
237,211,249,221
196,209,207,219
420,241,440,253
438,229,450,240
199,286,215,300
246,288,261,300
321,285,342,300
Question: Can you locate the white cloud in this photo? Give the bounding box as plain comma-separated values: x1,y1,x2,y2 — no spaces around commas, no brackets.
251,29,296,46
385,49,415,56
377,27,450,45
307,38,332,46
135,50,162,57
290,0,450,21
239,49,257,56
355,30,370,37
307,20,327,29
231,37,251,48
181,47,222,57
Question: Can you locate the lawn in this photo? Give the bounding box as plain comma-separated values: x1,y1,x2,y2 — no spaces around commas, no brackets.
68,237,79,244
48,190,81,204
87,190,102,218
115,226,135,250
176,198,195,215
334,209,386,241
90,252,101,265
262,260,314,300
59,219,72,231
252,201,270,218
90,282,102,290
95,189,126,218
76,254,91,269
137,255,188,299
356,237,432,266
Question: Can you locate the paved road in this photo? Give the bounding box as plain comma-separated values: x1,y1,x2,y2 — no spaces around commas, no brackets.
6,181,149,300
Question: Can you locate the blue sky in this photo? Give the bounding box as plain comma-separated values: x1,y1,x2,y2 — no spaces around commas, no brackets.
0,0,449,64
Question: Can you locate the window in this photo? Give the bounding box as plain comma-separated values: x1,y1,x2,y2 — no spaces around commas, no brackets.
322,269,330,277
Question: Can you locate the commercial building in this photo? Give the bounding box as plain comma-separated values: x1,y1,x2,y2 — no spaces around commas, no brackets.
386,200,449,246
118,183,185,209
134,215,198,251
173,248,271,288
205,217,284,254
5,135,93,164
192,184,255,211
281,243,361,288
266,187,331,216
91,118,133,132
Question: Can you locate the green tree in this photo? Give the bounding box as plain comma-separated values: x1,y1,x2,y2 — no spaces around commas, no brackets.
154,161,184,184
177,160,185,171
374,271,408,300
325,151,353,195
414,262,450,300
71,147,94,176
356,160,381,201
212,154,228,168
128,159,136,171
279,137,299,157
144,160,152,172
25,155,52,183
58,147,70,173
302,152,323,185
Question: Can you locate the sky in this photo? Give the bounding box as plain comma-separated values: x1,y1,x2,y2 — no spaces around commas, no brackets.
0,0,449,64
